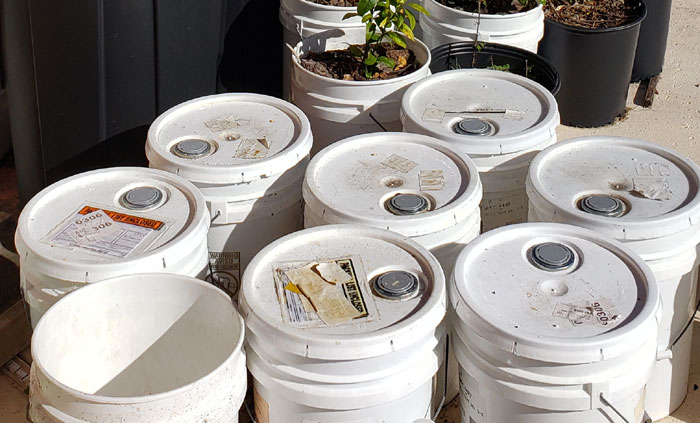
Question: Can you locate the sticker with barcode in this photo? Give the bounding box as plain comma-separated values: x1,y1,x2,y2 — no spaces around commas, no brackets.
419,170,445,191
381,154,418,173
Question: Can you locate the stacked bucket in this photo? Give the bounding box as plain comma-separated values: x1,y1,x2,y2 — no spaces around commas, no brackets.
14,3,700,423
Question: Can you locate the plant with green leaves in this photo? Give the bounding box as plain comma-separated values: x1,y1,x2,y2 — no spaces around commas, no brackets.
343,0,429,79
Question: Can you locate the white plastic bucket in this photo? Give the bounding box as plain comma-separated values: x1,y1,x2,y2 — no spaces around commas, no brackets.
419,0,544,51
291,27,432,156
401,69,559,232
450,222,661,423
526,136,700,420
29,273,247,423
239,224,447,422
146,93,312,300
279,0,364,100
15,167,210,327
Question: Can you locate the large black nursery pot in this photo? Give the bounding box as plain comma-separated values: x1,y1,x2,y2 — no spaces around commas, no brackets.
538,0,647,127
430,42,561,95
631,0,672,81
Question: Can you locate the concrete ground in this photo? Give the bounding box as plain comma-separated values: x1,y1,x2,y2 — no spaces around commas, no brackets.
1,0,699,421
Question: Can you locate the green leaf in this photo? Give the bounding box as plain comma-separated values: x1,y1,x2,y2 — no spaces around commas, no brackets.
342,12,358,20
406,10,417,30
362,14,372,22
364,52,378,66
407,3,429,15
377,56,396,68
358,0,378,16
349,45,364,57
386,31,407,48
401,23,415,40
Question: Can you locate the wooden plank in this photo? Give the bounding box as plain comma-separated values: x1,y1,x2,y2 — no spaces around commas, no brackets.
642,75,660,108
0,301,31,367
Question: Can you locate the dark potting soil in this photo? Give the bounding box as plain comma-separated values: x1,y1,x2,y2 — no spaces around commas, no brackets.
545,0,644,29
301,43,418,81
438,0,540,14
307,0,359,6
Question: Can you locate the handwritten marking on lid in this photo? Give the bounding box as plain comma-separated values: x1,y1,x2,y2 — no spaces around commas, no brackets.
381,154,418,173
553,299,621,328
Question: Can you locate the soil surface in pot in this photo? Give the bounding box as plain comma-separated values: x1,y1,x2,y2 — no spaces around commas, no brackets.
545,0,644,28
438,0,540,14
301,43,419,81
307,0,359,6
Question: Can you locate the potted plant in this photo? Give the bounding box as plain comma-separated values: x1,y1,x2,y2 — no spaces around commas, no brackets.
419,0,545,52
538,0,647,127
290,0,432,155
429,41,561,94
280,0,365,99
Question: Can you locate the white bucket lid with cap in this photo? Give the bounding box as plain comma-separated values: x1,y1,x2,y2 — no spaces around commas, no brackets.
303,132,482,253
240,224,446,420
450,223,660,419
526,136,700,259
400,69,559,167
15,167,210,326
146,93,312,199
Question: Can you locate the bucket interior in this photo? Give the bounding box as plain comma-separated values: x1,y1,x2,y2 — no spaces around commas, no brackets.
32,276,241,398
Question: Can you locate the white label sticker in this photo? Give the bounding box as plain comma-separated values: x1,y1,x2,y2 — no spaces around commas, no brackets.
480,190,528,232
208,251,241,299
204,115,239,132
459,368,487,422
553,299,622,328
503,109,524,121
419,170,445,191
381,154,418,173
235,138,270,159
632,178,672,200
273,257,377,328
43,205,166,259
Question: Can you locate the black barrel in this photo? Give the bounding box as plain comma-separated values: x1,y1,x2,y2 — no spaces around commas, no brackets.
538,0,646,127
631,0,672,81
430,42,561,95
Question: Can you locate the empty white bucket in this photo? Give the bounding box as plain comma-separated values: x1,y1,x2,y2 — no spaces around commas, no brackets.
450,222,661,423
29,273,247,423
419,0,544,52
280,0,364,100
15,167,210,327
240,224,447,422
526,136,700,420
291,27,432,155
146,93,312,300
401,69,559,232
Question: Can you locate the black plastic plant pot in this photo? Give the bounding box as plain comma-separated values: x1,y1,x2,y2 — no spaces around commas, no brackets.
538,0,647,127
631,0,672,81
430,42,561,95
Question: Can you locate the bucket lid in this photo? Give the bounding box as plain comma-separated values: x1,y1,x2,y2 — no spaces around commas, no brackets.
15,167,209,282
146,93,312,184
303,132,482,237
239,224,446,360
527,136,700,241
450,223,660,364
400,69,559,155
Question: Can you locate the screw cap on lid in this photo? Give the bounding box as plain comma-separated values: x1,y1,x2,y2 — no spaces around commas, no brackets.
454,118,491,136
530,242,575,271
580,195,625,217
121,187,163,209
173,139,211,158
373,271,419,299
386,193,430,215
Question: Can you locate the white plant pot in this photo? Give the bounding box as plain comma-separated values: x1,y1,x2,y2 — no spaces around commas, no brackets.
419,0,544,52
280,0,364,100
291,27,432,155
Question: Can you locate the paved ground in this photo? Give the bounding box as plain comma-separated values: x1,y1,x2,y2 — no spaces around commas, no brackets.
1,0,699,421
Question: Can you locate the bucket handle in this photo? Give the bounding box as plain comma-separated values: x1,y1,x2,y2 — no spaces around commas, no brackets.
369,113,388,132
599,394,652,423
430,333,449,420
672,296,700,348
